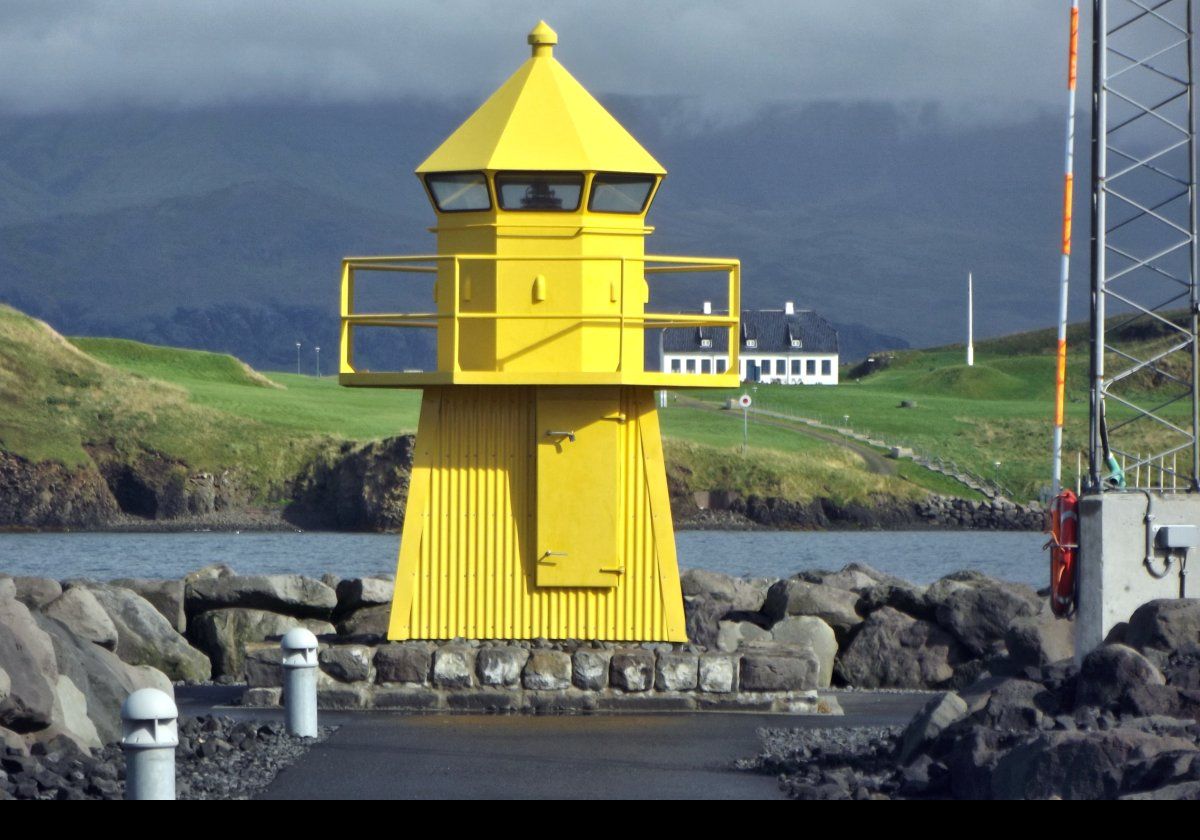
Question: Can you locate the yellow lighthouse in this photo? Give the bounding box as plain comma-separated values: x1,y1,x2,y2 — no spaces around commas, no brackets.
338,22,740,642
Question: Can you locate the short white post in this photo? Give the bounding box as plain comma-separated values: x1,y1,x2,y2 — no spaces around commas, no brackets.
281,627,319,738
121,688,178,801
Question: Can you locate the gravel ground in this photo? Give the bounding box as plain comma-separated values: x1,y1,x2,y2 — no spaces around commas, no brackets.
1,716,333,800
737,725,904,800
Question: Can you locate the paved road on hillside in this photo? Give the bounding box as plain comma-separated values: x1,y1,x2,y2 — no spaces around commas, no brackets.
238,692,930,800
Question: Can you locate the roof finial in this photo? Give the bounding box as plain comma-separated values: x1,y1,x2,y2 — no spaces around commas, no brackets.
528,21,557,57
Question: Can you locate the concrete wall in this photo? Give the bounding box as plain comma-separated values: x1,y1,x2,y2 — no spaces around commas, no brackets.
1077,492,1200,661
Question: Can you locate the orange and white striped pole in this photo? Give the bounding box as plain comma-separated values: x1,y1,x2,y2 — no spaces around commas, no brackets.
1051,0,1080,498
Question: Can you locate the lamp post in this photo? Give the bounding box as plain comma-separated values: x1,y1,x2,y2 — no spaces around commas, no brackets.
295,342,302,376
315,346,321,378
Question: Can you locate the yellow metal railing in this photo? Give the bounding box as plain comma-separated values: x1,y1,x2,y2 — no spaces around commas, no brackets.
338,254,740,387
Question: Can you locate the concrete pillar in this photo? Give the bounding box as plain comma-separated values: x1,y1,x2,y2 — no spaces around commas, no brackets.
1076,492,1200,662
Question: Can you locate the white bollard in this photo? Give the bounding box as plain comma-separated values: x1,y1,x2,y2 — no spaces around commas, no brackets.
121,688,178,801
281,627,319,738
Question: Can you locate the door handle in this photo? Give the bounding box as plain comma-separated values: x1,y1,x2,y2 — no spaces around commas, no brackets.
545,430,576,442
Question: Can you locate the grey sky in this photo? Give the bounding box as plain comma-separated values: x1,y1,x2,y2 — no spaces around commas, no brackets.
0,1,1072,121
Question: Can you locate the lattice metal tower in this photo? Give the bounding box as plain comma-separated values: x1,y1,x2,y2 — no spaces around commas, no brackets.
1089,0,1200,491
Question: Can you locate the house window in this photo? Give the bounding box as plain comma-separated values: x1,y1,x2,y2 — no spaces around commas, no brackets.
670,358,681,373
717,359,727,373
701,359,711,374
807,359,816,376
686,359,696,373
791,359,801,375
822,359,832,376
775,359,785,375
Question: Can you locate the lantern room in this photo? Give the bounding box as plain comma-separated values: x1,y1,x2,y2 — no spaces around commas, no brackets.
338,21,740,387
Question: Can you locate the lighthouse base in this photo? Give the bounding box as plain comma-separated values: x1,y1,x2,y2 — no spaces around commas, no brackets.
387,386,687,642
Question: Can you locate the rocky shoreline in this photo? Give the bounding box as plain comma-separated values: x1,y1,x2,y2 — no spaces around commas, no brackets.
0,438,1044,533
4,561,1196,799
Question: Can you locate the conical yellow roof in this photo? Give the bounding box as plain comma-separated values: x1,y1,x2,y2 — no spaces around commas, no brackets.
416,22,665,176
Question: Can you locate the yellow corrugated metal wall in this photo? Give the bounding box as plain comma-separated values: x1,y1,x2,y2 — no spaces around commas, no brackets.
387,385,687,641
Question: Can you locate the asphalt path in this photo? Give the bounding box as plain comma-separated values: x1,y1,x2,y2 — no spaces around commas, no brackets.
173,689,930,800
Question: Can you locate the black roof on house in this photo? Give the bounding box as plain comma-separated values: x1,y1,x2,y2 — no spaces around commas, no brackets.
660,309,839,354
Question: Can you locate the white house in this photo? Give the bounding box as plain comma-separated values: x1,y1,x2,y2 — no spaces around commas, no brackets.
660,302,839,385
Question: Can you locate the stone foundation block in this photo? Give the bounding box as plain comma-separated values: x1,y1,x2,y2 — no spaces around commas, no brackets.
243,687,282,707
522,650,572,690
655,651,699,691
572,649,611,691
698,654,736,693
739,648,822,692
477,646,529,688
317,684,370,710
319,644,375,683
610,650,655,692
372,686,443,711
374,643,432,685
433,646,476,689
447,690,525,712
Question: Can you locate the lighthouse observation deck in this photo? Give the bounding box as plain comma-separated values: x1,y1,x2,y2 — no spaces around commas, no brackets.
337,252,740,388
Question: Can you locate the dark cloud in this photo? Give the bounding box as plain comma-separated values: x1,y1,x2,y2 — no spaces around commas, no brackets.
0,1,1073,121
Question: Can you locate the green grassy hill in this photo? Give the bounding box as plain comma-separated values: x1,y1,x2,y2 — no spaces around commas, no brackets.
0,304,960,517
687,314,1193,500
8,298,1184,511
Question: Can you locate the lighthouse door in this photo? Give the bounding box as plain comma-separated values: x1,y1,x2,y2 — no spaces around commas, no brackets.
535,388,623,588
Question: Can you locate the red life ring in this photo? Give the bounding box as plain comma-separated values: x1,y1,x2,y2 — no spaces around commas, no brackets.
1049,489,1079,618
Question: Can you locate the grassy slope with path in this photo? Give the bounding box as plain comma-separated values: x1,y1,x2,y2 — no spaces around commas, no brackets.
684,317,1190,500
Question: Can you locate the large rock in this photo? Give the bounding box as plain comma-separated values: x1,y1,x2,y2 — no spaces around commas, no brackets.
856,582,933,621
47,675,102,752
43,588,118,650
739,646,822,691
683,597,729,649
1126,599,1200,658
10,577,62,610
897,691,968,764
991,729,1196,800
679,569,768,612
0,594,58,732
716,619,771,653
334,577,394,615
34,612,172,745
1076,643,1165,710
335,604,390,637
762,579,862,632
84,584,211,682
797,563,902,592
925,572,1041,657
770,616,837,687
0,666,8,706
185,574,336,619
111,578,186,633
189,609,333,680
1005,614,1074,670
838,606,965,689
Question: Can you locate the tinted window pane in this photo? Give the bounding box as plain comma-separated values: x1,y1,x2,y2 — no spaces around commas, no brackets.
589,174,655,213
496,172,582,211
822,360,832,375
426,173,490,211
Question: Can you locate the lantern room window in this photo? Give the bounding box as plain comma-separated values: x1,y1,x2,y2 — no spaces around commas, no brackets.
496,172,583,211
589,174,656,213
426,172,491,212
